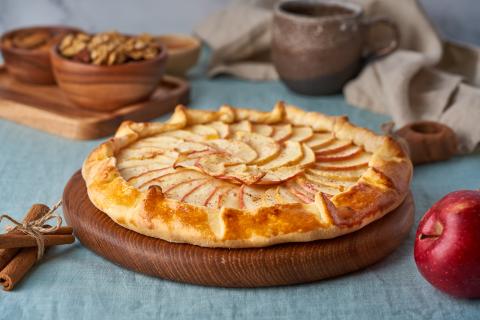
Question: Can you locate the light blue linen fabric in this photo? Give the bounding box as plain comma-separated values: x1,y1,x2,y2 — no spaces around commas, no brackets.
0,54,479,319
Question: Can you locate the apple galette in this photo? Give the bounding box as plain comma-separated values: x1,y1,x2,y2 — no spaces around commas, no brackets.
82,103,412,247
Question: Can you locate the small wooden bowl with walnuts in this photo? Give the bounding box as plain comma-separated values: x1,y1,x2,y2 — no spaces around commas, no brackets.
0,25,81,84
50,31,168,112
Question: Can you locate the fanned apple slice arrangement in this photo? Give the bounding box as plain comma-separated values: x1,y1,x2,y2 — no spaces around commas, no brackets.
82,103,413,247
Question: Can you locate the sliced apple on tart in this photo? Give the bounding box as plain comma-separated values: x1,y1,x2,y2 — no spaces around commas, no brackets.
234,132,280,165
271,123,292,142
290,126,313,142
252,123,274,137
260,140,303,170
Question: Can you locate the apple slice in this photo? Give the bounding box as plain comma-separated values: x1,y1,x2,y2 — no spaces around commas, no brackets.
238,185,268,210
163,177,208,198
159,130,203,141
126,141,183,161
295,176,320,193
202,184,237,208
119,162,172,182
218,186,241,209
252,124,274,137
314,140,353,155
208,121,230,138
305,167,365,182
316,145,363,161
275,186,303,204
137,151,166,161
303,173,344,195
195,154,228,176
204,186,220,208
258,168,299,184
305,171,354,189
121,145,166,153
118,148,170,163
174,141,211,154
179,180,212,202
117,152,176,168
131,136,181,149
181,181,218,205
208,139,258,163
178,149,220,159
190,124,220,139
285,180,315,203
261,187,278,207
173,149,223,169
305,133,335,149
234,132,280,165
230,120,252,134
125,166,173,183
119,160,172,176
137,168,189,190
314,152,371,170
271,124,293,141
117,148,177,167
217,164,266,185
290,126,313,142
209,186,235,209
298,144,316,167
260,140,303,170
118,143,172,159
153,169,207,194
237,184,246,209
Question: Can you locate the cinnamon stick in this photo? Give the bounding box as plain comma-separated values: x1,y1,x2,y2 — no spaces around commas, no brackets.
0,204,50,270
0,204,75,291
0,247,37,291
0,233,75,249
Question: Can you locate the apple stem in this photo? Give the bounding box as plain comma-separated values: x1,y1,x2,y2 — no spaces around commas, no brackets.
418,233,440,240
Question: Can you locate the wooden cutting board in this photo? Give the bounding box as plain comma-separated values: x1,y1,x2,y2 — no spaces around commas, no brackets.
62,171,414,287
0,66,189,140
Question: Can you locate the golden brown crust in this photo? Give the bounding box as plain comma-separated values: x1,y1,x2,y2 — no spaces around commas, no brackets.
82,103,412,248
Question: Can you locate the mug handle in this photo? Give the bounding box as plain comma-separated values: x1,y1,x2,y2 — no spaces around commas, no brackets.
362,17,399,59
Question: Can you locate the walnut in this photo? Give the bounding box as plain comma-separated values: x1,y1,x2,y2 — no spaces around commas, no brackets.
58,31,160,65
71,48,91,63
59,33,90,57
4,30,52,50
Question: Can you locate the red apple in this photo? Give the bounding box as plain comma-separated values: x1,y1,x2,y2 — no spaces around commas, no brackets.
414,190,480,298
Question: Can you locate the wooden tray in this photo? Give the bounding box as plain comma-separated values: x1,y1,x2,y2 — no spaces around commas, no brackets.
63,171,414,287
0,66,189,140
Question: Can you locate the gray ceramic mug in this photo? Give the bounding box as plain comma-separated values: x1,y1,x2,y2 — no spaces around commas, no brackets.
272,0,399,95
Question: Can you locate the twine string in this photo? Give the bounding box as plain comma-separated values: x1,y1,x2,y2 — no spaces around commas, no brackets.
0,200,63,260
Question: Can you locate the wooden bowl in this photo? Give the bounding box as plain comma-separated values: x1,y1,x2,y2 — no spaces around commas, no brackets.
157,34,200,77
0,25,81,85
395,121,458,165
50,42,168,112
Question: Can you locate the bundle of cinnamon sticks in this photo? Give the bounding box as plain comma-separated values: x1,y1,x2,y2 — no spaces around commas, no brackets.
0,204,75,291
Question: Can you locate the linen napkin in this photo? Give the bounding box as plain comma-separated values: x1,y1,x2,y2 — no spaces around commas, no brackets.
195,0,480,152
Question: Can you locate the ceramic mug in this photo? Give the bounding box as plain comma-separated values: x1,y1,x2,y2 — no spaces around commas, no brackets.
272,0,399,95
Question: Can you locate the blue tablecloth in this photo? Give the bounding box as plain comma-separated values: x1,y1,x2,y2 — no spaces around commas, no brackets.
1,55,479,319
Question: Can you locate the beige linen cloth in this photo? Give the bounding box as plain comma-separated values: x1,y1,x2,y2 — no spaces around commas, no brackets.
195,0,480,153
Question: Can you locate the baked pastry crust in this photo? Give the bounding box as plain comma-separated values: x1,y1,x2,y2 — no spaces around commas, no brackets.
82,103,412,248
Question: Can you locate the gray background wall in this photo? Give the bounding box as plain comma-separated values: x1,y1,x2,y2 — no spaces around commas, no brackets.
0,0,479,46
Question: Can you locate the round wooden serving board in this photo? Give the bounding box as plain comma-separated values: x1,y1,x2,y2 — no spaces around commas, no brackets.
63,171,414,287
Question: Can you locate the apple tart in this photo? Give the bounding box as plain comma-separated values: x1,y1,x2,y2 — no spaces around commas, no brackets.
82,103,412,247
